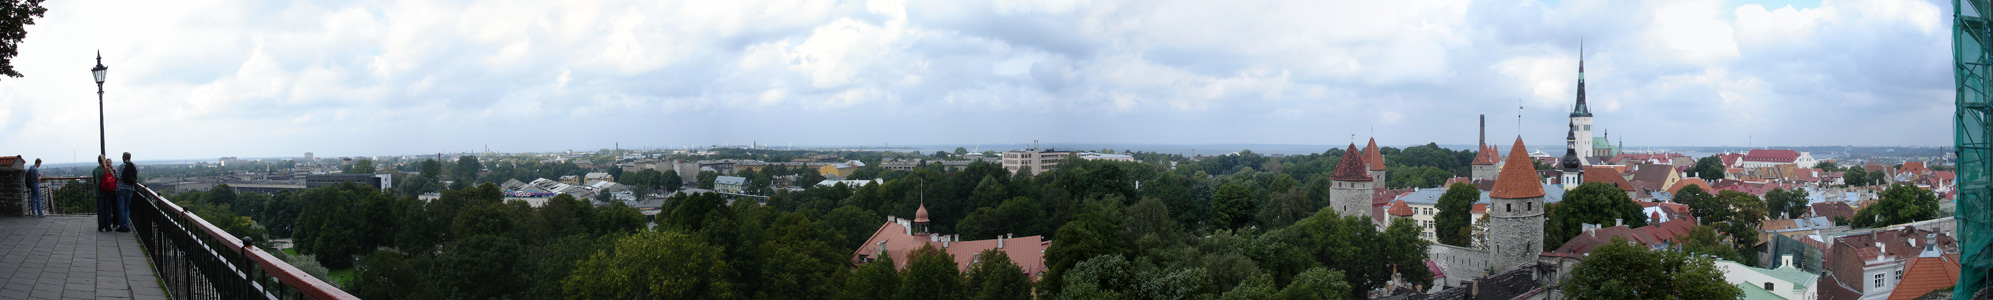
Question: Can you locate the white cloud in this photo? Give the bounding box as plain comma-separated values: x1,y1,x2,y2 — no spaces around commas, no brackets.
0,0,1957,161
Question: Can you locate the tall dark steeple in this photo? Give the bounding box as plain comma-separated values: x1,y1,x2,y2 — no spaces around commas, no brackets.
1571,40,1591,118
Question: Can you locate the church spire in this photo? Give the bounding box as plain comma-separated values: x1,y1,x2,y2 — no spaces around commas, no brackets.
1571,40,1591,117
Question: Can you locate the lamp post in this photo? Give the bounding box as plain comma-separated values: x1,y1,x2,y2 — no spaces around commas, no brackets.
91,51,107,157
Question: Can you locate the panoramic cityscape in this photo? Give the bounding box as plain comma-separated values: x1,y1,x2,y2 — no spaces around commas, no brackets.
0,1,1986,300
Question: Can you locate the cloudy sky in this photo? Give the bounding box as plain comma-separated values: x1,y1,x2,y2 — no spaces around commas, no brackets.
0,0,1956,162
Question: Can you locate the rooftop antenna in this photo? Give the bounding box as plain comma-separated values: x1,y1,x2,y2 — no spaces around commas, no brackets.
1517,98,1523,138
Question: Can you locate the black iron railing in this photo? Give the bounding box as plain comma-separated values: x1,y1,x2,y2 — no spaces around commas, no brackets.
131,183,357,300
32,176,91,215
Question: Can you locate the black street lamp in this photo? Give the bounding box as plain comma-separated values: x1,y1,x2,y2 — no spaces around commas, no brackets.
91,51,107,157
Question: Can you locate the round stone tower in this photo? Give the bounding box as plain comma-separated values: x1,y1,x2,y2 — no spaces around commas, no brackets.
1329,143,1374,218
1487,137,1546,273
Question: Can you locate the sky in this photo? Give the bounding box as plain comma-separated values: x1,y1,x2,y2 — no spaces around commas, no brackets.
0,0,1958,162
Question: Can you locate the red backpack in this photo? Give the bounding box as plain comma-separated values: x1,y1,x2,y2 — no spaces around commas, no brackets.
98,169,116,192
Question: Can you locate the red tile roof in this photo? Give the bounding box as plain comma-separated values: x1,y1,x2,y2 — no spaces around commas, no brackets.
1667,178,1714,194
1899,161,1927,176
1472,145,1500,165
1718,153,1746,167
1331,143,1373,181
1812,202,1854,220
1887,256,1960,300
1490,137,1545,199
1582,167,1637,191
1743,149,1801,163
852,220,1050,280
0,155,19,168
1365,138,1387,171
1388,200,1414,216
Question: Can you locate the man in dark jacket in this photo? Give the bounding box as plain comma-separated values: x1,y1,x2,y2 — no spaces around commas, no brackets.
25,158,41,217
116,152,138,232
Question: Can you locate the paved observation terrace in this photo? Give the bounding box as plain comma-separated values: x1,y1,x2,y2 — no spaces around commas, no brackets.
0,216,167,300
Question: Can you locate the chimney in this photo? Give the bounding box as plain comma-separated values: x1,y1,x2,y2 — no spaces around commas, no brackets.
1615,219,1623,227
1780,254,1793,268
998,236,1005,249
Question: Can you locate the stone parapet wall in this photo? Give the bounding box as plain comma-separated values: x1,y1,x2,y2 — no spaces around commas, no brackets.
1330,180,1372,218
0,159,22,216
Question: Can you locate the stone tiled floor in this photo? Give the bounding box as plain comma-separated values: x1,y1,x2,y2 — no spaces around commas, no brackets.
0,216,167,300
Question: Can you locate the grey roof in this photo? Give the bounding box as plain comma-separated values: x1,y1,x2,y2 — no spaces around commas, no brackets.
715,176,747,185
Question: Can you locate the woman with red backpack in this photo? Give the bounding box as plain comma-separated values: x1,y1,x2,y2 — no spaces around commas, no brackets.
95,156,119,232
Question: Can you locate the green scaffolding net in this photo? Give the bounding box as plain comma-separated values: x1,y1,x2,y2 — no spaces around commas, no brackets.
1956,1,1993,299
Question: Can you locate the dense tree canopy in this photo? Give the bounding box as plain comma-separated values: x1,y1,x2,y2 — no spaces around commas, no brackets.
1852,184,1941,228
1563,238,1740,299
1434,182,1477,247
1544,182,1649,249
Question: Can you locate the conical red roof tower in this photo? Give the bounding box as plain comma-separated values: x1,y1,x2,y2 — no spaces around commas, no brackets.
1491,137,1545,199
1331,143,1372,181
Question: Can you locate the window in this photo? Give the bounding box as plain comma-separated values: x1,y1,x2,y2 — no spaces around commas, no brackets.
1506,204,1512,212
1764,282,1774,291
1528,202,1534,211
1584,125,1591,131
1897,270,1903,280
1875,273,1885,288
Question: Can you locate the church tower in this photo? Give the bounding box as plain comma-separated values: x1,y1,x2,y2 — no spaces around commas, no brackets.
1560,123,1586,190
1329,143,1375,218
1488,137,1546,273
1570,44,1595,161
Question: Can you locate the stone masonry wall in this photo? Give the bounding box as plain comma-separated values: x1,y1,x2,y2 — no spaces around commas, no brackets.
1486,196,1544,274
1470,165,1499,182
1427,244,1490,287
1330,179,1371,218
0,163,22,216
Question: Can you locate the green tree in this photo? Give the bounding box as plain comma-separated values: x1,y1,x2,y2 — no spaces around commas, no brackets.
1562,237,1740,299
563,230,735,299
1275,268,1352,300
1219,274,1276,300
1764,188,1809,219
1674,185,1722,224
347,159,376,174
824,206,882,249
1852,184,1941,228
956,147,970,156
1544,182,1649,249
1209,183,1255,230
1257,187,1314,228
698,171,719,189
837,256,901,300
965,249,1033,300
1693,156,1726,181
897,245,964,300
1816,161,1842,172
0,0,45,79
351,250,420,300
452,156,482,182
959,197,1048,240
969,176,1009,210
662,169,685,191
1434,182,1477,247
420,159,442,179
1679,225,1743,262
433,235,528,299
208,184,238,206
1845,166,1869,186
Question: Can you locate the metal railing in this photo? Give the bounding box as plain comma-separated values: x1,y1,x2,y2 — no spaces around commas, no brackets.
130,183,358,300
31,177,93,215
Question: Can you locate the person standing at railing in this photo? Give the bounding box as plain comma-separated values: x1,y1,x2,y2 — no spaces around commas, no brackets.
94,156,115,232
24,158,41,217
117,152,138,232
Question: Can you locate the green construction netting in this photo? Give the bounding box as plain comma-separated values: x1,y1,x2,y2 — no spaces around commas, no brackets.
1957,1,1993,299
